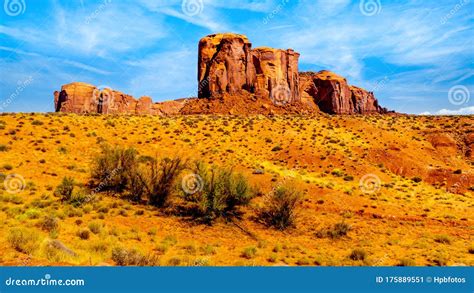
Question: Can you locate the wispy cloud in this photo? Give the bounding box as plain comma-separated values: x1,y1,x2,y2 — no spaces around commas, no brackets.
0,0,472,113
420,106,474,115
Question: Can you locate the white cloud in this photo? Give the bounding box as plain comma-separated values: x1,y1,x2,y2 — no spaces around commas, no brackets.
419,106,474,115
1,3,167,57
139,0,230,32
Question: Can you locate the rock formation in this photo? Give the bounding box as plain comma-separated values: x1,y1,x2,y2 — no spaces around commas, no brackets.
197,33,255,98
197,33,301,106
300,71,388,114
55,33,390,115
54,82,187,115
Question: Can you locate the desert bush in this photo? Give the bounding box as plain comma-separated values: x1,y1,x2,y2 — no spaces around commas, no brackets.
8,228,40,254
316,222,351,239
241,246,257,259
434,235,451,244
135,157,185,207
69,189,90,207
349,249,367,261
31,120,44,126
91,144,138,193
39,215,59,232
77,229,90,240
397,258,416,266
181,162,253,223
111,247,158,266
258,184,302,230
88,221,103,234
55,177,75,202
0,144,9,152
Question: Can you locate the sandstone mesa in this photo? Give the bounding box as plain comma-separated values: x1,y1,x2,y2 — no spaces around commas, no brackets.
54,33,391,115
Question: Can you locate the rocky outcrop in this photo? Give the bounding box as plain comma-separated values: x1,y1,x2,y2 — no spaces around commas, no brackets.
197,33,301,106
54,82,97,113
55,33,390,116
300,71,388,114
54,82,188,115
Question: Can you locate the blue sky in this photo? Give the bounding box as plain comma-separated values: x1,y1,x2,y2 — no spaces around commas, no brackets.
0,0,473,114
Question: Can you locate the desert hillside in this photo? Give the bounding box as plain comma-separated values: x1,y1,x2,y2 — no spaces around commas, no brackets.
0,113,472,266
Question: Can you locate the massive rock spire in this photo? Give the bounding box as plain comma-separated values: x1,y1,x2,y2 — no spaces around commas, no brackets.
197,33,301,106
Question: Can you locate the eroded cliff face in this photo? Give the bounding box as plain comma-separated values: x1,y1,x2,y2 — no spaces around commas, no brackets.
252,47,300,105
300,71,388,114
197,33,255,98
197,34,301,106
54,82,187,115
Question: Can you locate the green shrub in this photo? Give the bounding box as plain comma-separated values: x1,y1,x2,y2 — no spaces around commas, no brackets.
181,162,253,223
91,145,138,193
69,189,90,207
135,157,185,207
258,184,302,230
241,246,257,259
55,177,75,202
331,168,344,177
8,228,40,254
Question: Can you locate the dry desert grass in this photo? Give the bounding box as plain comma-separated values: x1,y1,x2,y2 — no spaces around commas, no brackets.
0,113,472,266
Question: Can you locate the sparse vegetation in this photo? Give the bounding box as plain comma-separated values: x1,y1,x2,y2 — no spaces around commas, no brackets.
349,249,367,261
55,177,75,202
8,228,40,254
258,183,302,230
0,113,471,266
180,162,254,223
111,247,158,266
